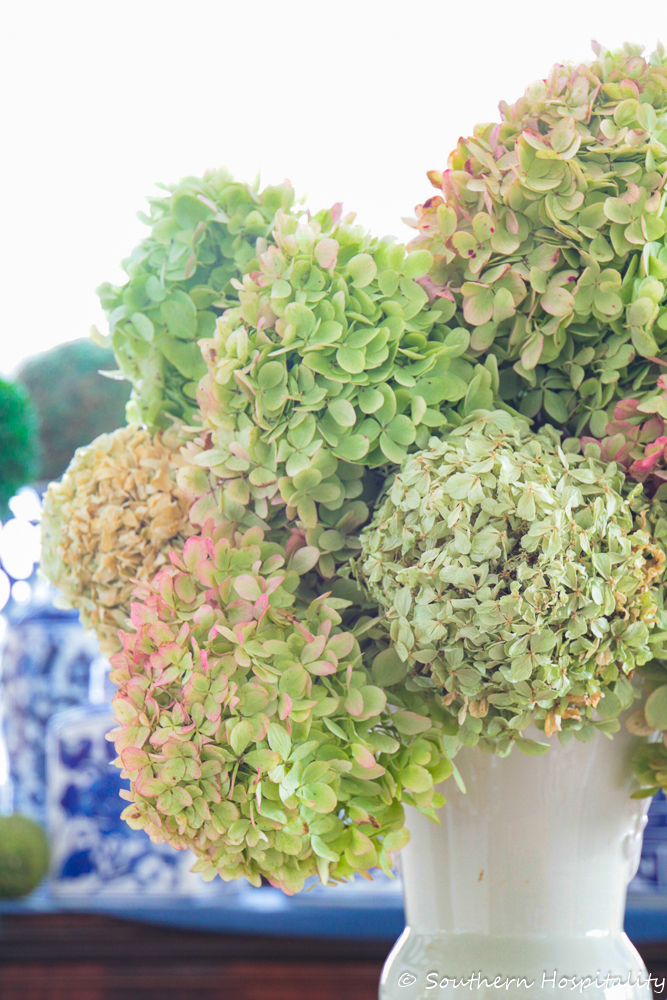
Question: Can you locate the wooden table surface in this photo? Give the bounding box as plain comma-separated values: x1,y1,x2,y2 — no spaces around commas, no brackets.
0,913,384,999
1,913,666,1000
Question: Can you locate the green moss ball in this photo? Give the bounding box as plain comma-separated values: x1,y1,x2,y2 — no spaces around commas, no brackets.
0,816,49,898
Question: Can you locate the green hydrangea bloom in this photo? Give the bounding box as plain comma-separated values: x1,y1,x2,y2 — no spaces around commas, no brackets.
110,520,449,894
354,410,667,756
178,204,486,581
94,171,297,429
411,43,667,438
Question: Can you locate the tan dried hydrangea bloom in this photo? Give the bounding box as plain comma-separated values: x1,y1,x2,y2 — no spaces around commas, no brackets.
41,425,193,654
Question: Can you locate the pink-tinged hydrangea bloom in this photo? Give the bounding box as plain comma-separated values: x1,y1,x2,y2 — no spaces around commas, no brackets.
108,519,448,894
409,44,667,432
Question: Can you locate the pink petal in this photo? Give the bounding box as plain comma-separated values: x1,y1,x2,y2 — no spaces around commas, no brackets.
613,399,640,421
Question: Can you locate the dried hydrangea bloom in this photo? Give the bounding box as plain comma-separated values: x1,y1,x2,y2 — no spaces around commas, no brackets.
41,425,192,654
355,410,667,756
410,43,667,437
108,520,448,894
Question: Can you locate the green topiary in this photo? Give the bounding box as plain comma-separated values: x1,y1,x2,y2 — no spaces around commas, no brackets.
94,171,297,429
0,815,49,897
17,339,130,482
354,410,667,756
0,378,39,519
410,43,667,438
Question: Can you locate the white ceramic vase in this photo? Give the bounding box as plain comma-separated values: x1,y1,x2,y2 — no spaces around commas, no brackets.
380,726,653,1000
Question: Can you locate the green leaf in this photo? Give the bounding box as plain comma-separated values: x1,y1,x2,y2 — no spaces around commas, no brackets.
392,710,431,735
372,648,408,686
311,835,339,862
361,685,387,716
159,337,207,379
234,574,262,601
604,198,633,224
290,546,320,574
402,250,433,280
402,764,433,793
644,685,667,731
336,346,366,374
160,294,197,339
631,325,659,358
463,288,494,326
328,398,357,427
230,720,253,756
386,415,416,446
131,313,155,341
445,473,476,499
442,328,470,357
334,434,369,461
541,285,574,317
383,828,410,853
301,782,337,813
597,690,622,720
145,275,167,302
380,432,407,463
464,372,494,413
244,749,281,770
542,389,569,424
358,388,384,413
378,270,400,296
629,297,658,328
514,736,550,756
266,722,292,760
258,361,286,390
347,253,377,288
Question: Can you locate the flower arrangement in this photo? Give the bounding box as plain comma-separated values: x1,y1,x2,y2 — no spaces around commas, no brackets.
41,42,667,892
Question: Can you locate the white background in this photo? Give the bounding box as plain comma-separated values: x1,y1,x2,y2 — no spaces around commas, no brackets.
2,0,665,375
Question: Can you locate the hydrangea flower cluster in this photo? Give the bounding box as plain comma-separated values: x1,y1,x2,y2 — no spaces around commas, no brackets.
410,43,667,438
179,204,481,578
41,425,192,654
355,410,667,754
94,171,297,429
109,520,448,893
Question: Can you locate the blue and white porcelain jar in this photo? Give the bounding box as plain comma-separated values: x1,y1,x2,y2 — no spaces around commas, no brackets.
46,702,204,897
0,605,97,820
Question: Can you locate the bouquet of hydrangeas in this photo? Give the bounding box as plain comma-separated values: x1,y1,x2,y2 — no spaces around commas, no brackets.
42,42,667,891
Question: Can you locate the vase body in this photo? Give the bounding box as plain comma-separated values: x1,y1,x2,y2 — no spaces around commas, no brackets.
46,706,204,898
380,727,652,1000
0,606,97,820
